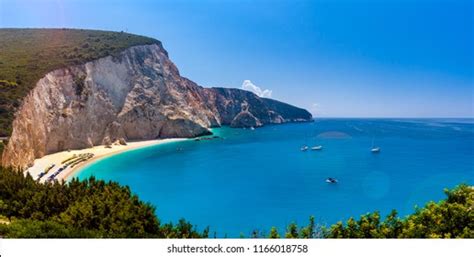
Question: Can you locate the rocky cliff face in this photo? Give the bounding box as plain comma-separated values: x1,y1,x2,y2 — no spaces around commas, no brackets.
2,44,312,168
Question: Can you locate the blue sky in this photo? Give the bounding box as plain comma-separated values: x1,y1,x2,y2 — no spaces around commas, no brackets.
1,0,472,117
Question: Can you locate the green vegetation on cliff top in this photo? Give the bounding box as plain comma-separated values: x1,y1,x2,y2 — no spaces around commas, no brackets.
0,28,160,137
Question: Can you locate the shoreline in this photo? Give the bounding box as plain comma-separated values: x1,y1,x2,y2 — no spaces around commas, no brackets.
27,138,186,183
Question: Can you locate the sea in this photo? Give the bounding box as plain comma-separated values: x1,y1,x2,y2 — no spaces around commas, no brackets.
75,118,474,237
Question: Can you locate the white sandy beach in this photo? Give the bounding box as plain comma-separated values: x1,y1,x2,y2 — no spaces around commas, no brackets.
27,138,186,183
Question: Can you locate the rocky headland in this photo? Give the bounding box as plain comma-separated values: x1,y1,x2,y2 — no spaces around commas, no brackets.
2,43,312,168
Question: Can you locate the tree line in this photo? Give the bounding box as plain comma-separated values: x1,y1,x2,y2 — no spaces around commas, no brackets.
250,184,473,238
0,167,207,238
0,166,472,238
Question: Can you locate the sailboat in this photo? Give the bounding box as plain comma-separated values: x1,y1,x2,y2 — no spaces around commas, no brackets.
371,137,381,153
300,133,310,151
311,128,323,150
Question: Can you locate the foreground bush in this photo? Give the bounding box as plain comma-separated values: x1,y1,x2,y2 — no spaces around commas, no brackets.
326,184,473,238
0,167,206,238
261,184,473,238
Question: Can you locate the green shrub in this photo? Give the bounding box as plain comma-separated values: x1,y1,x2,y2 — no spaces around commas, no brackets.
325,184,473,238
0,167,206,238
251,185,473,239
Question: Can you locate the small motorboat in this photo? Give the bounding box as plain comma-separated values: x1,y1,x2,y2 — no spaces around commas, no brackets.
311,145,323,151
301,145,309,151
371,147,381,153
326,177,338,184
250,126,255,130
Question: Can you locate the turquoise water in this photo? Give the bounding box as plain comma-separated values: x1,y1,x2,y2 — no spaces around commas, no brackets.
76,119,474,236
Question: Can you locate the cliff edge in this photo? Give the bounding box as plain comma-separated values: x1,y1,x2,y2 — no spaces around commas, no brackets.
2,43,312,168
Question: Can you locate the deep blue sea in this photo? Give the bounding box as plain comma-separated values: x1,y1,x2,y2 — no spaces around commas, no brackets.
75,119,474,236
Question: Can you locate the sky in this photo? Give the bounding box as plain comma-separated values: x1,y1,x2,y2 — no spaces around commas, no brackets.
0,0,473,117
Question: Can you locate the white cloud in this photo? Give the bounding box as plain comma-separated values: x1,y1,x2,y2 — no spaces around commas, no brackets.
241,80,272,98
310,103,324,116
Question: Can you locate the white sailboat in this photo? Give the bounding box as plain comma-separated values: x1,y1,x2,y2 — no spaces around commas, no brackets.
371,137,380,153
300,133,310,151
371,147,380,153
311,128,323,150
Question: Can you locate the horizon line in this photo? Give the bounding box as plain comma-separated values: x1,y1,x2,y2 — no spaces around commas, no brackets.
312,116,474,119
